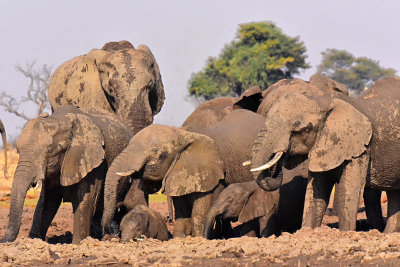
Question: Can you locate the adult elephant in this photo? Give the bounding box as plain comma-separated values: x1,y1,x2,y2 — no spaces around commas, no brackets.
102,109,266,237
0,106,146,244
0,119,8,178
182,86,263,133
249,77,400,233
48,40,165,133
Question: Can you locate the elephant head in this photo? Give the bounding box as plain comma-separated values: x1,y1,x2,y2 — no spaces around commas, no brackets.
1,109,105,242
49,40,165,134
0,119,8,178
232,76,348,117
250,93,372,191
102,124,224,235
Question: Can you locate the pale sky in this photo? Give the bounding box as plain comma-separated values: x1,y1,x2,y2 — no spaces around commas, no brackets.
1,0,399,139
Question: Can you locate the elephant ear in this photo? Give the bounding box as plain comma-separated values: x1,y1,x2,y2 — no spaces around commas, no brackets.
238,188,278,223
162,134,224,196
64,49,111,111
60,114,105,186
309,98,372,172
233,86,263,112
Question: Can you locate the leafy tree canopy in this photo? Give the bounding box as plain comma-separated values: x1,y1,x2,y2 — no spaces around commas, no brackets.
188,21,310,100
317,49,396,94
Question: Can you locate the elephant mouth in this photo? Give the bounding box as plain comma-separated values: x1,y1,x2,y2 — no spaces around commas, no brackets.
255,158,283,189
250,151,284,172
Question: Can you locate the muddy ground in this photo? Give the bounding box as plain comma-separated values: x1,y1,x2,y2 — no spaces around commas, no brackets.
1,149,399,266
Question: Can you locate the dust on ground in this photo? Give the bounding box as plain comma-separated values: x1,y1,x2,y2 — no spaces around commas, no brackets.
0,148,397,266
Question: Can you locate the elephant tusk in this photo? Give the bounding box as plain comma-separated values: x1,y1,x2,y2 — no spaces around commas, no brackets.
116,170,135,176
242,160,252,166
250,151,283,172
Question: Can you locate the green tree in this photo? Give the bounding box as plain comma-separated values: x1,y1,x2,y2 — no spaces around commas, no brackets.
317,49,396,94
188,21,310,100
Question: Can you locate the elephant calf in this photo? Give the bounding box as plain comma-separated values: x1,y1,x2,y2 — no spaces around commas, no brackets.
204,161,309,239
120,205,170,242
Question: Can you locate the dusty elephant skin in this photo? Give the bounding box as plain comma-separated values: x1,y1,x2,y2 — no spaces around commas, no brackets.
48,40,165,134
0,105,148,244
181,86,263,133
204,160,308,239
120,204,169,242
102,109,267,238
0,119,8,178
251,77,400,233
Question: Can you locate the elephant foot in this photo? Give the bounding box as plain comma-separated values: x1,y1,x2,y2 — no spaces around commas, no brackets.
173,218,192,238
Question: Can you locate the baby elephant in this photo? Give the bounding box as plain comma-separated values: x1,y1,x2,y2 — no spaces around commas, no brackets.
204,164,308,239
204,181,278,238
120,205,170,242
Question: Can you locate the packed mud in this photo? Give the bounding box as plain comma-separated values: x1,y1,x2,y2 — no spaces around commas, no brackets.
1,149,398,266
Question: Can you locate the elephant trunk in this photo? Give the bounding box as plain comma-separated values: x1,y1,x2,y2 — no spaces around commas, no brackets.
251,126,288,191
203,207,221,239
1,153,35,242
255,160,284,191
102,145,146,235
0,120,8,178
117,89,153,135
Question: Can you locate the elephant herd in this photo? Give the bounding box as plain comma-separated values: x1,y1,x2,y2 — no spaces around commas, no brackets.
1,40,400,245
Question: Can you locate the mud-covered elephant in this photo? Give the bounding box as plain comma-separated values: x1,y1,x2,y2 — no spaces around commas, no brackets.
48,40,165,133
182,86,263,133
250,77,400,233
120,204,170,242
0,119,8,178
204,160,308,239
0,106,147,244
102,109,266,237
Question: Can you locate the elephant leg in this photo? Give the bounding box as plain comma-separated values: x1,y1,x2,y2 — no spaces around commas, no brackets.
71,171,104,244
172,195,192,238
336,154,368,231
384,190,400,233
29,182,62,240
302,172,336,229
191,191,214,237
167,196,174,222
259,213,277,237
240,219,259,237
363,187,384,231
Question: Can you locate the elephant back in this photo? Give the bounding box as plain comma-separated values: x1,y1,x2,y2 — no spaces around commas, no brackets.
182,97,236,132
206,109,266,185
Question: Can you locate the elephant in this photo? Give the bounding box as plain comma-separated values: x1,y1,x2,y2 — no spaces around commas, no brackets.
119,204,170,242
204,160,308,239
48,40,165,134
0,119,8,178
0,105,147,244
182,86,263,133
249,77,400,233
102,109,267,238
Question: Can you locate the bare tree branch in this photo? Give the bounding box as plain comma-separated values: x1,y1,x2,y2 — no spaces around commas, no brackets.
0,61,52,121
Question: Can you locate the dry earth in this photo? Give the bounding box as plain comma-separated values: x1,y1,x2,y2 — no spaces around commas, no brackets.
0,148,399,266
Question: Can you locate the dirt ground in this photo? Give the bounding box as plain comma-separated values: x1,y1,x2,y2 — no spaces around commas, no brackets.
1,148,399,266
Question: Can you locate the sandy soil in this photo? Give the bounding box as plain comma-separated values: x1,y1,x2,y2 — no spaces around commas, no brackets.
0,148,398,266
